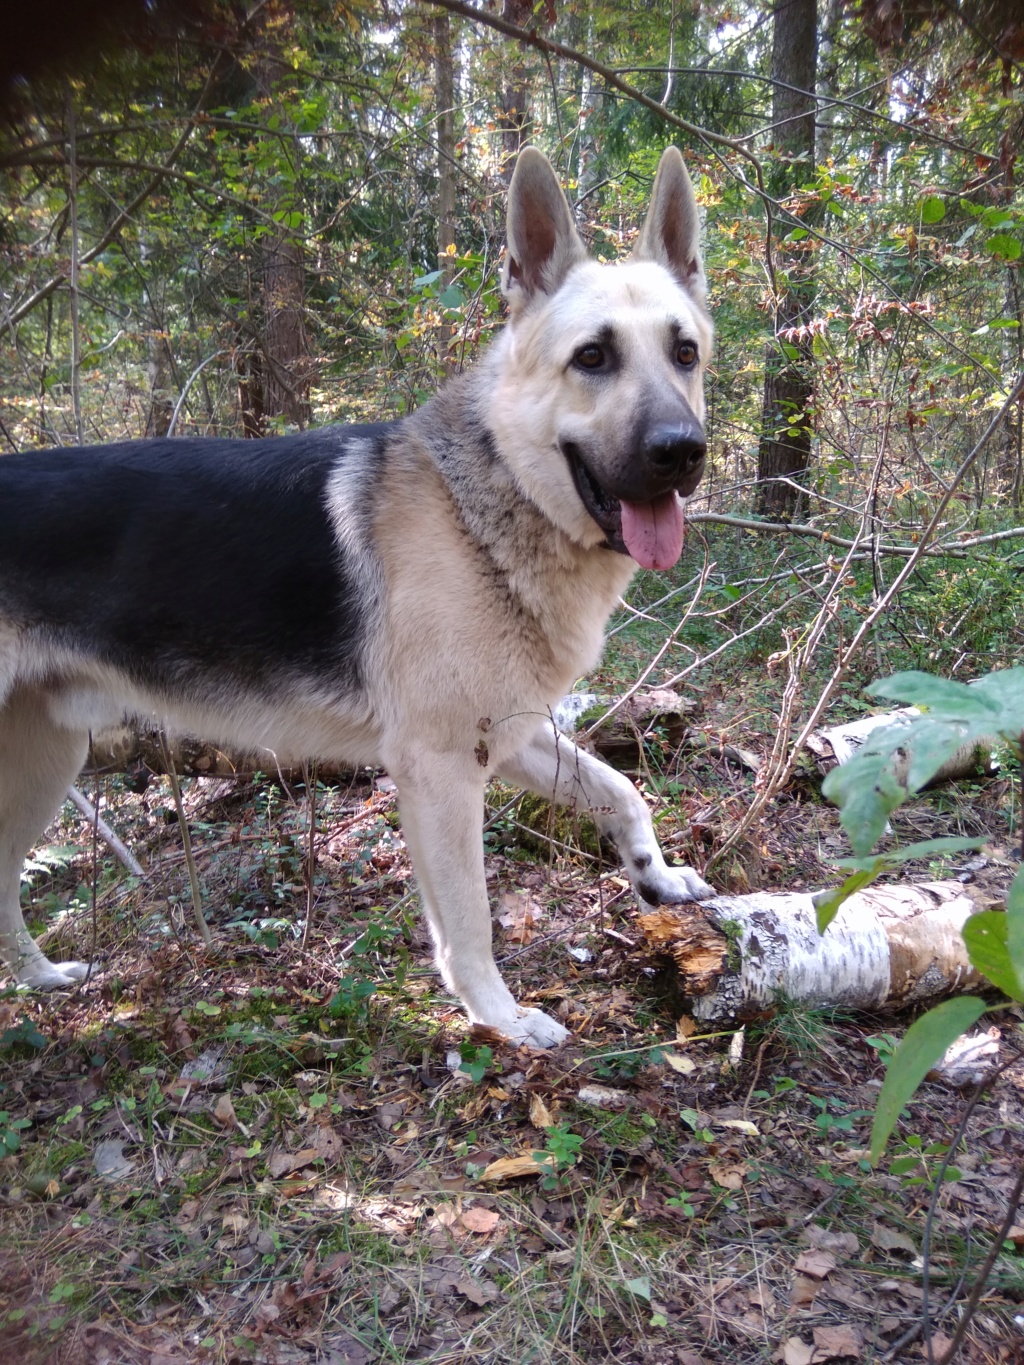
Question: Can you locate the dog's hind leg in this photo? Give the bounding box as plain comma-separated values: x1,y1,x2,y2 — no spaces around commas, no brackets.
0,686,92,987
497,721,715,907
391,749,570,1048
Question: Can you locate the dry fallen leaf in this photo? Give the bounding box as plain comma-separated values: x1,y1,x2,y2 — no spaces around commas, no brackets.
803,1225,859,1257
793,1249,837,1280
460,1206,501,1234
268,1147,320,1178
663,1050,696,1075
718,1118,759,1136
529,1093,555,1129
813,1323,864,1359
790,1275,821,1307
922,1331,954,1359
870,1223,917,1257
455,1275,500,1306
708,1158,748,1190
782,1336,815,1365
479,1153,554,1183
498,891,538,944
211,1093,238,1129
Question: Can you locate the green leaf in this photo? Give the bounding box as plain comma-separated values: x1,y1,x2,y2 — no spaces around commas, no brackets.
623,1276,652,1301
962,913,1024,999
822,745,909,856
1008,864,1024,991
839,836,986,871
438,284,465,308
988,234,1022,262
814,866,879,933
816,837,985,931
869,997,987,1163
919,196,945,224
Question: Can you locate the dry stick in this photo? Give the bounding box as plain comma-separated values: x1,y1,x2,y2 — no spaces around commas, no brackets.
301,760,318,952
915,1047,1024,1365
686,511,1024,559
65,785,145,879
157,729,212,949
712,372,1024,864
934,1156,1024,1364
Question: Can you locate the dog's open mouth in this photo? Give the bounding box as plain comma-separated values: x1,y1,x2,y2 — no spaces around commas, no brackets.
563,443,686,572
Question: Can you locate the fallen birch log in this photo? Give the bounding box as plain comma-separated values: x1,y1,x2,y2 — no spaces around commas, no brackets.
807,709,996,785
639,882,989,1024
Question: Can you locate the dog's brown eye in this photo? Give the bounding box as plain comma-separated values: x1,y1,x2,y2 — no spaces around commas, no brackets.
677,341,698,367
575,344,605,370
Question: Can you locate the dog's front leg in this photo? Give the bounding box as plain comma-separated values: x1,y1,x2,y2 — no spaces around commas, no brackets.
497,721,715,907
391,750,570,1048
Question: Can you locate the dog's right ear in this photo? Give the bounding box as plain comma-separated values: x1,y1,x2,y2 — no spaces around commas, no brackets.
502,148,587,310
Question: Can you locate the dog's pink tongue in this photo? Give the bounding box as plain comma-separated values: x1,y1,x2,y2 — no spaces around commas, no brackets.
620,492,686,570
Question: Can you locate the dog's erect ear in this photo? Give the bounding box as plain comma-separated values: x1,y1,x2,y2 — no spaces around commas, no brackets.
632,147,706,303
503,147,587,309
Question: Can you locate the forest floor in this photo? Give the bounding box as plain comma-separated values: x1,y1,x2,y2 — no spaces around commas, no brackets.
2,685,1023,1365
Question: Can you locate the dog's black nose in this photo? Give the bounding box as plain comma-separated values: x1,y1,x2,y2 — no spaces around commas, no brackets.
641,422,706,477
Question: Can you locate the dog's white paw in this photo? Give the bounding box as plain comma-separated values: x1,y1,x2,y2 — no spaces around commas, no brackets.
503,1007,571,1049
635,861,715,906
19,960,92,989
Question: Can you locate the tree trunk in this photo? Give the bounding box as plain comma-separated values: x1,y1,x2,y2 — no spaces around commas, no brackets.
434,8,457,369
755,0,818,519
252,52,311,431
498,0,533,180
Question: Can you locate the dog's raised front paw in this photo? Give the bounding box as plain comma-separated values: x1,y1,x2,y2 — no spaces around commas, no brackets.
503,1007,571,1049
636,862,715,906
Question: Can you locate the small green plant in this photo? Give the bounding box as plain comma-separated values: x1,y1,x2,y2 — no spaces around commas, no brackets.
807,1094,871,1139
0,1110,31,1155
0,1016,47,1052
533,1124,584,1188
888,1135,962,1188
666,1192,696,1216
821,666,1024,1161
457,1042,495,1083
679,1108,714,1144
866,1032,899,1064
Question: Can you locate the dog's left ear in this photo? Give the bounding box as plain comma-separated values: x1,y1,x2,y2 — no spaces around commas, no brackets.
632,147,706,304
503,147,588,310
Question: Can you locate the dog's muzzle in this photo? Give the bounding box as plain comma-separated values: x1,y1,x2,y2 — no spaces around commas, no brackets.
562,418,706,570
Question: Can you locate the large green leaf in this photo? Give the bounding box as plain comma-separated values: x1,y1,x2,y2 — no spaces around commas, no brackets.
870,997,988,1163
962,913,1024,1000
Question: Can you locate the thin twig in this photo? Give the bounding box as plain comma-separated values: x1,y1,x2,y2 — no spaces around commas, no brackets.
157,729,212,948
66,785,146,879
301,760,318,952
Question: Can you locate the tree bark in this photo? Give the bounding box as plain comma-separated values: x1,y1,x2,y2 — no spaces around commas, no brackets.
640,882,988,1023
498,0,533,181
252,51,311,431
755,0,818,519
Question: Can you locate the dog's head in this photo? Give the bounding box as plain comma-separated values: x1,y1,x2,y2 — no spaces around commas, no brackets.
491,146,712,572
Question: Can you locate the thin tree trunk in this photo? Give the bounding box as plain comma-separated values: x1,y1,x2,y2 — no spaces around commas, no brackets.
756,0,818,519
434,7,457,369
498,0,533,180
254,53,311,431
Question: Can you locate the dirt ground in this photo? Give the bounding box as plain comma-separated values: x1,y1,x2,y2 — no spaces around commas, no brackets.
1,736,1022,1365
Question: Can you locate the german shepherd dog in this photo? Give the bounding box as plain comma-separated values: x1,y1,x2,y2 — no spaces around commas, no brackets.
0,147,713,1046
